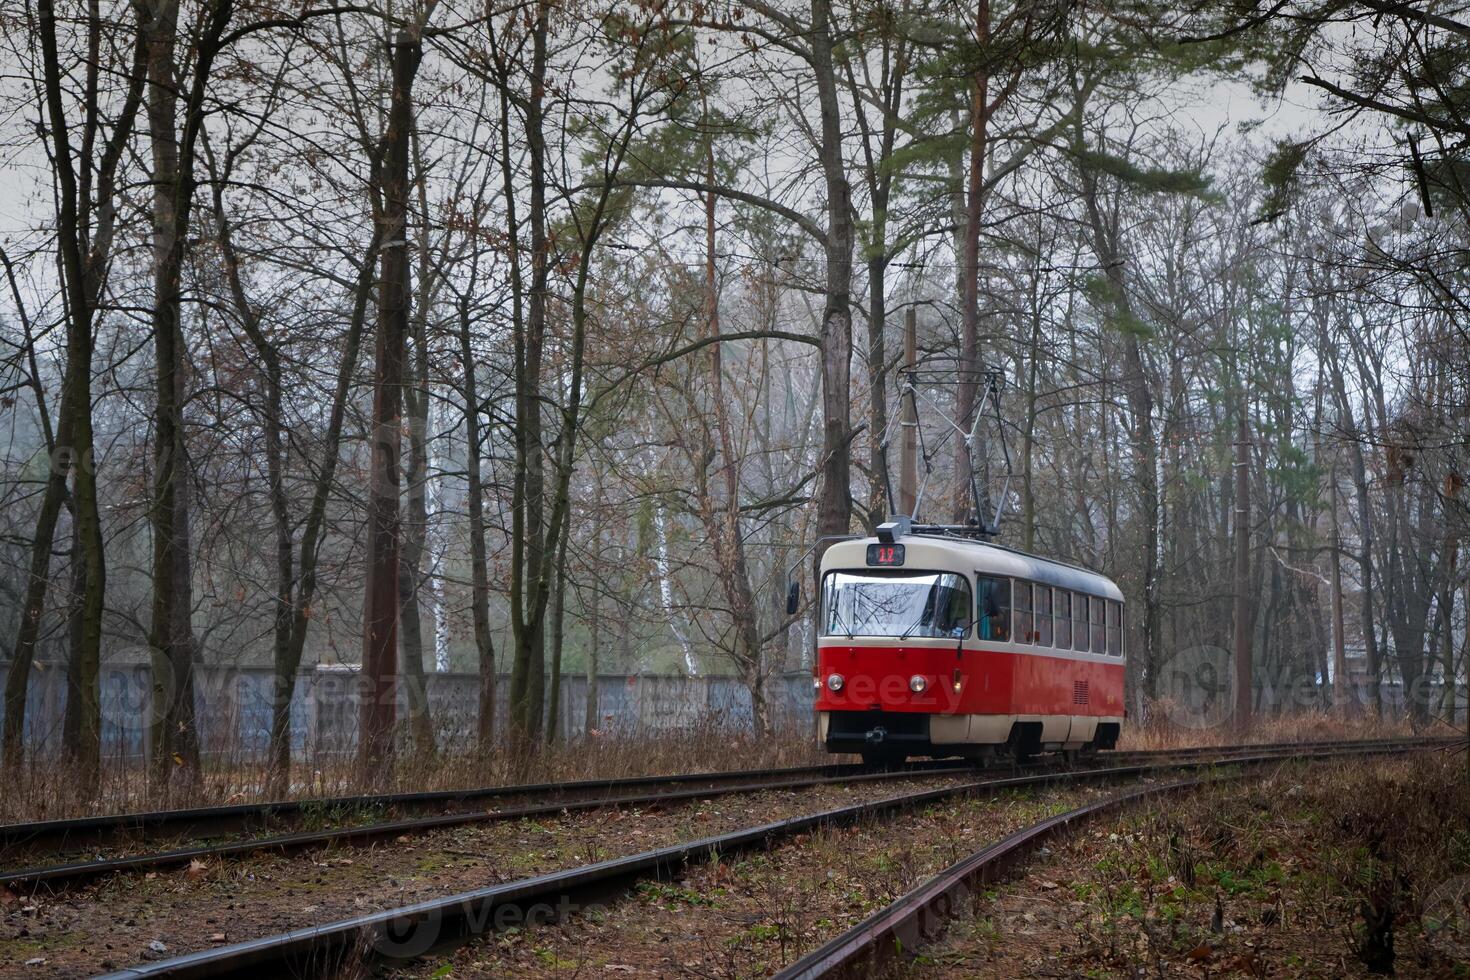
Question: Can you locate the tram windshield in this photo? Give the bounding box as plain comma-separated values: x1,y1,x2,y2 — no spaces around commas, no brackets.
820,570,972,639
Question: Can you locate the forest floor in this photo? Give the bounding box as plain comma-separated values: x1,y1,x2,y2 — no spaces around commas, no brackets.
0,774,979,977
4,739,1462,976
906,750,1470,978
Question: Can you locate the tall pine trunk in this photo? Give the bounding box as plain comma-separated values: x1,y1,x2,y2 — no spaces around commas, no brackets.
810,0,854,561
359,31,422,782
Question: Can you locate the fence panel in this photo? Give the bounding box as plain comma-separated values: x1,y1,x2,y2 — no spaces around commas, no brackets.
0,662,818,761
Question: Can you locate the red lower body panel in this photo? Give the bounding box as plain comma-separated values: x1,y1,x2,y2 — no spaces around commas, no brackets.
814,644,1124,717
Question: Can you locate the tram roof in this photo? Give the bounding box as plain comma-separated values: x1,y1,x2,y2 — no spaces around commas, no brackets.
821,532,1124,602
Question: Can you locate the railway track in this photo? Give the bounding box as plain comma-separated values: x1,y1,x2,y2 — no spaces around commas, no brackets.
772,775,1212,980
774,738,1470,979
78,736,1447,980
0,757,963,856
0,761,981,892
0,736,1434,895
1,735,1421,860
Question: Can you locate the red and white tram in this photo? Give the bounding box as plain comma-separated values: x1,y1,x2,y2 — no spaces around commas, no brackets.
811,520,1125,763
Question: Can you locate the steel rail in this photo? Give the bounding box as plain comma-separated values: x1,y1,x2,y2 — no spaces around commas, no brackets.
0,735,1433,858
0,758,964,853
2,737,1448,893
1,737,1440,893
0,763,978,892
91,738,1445,980
773,738,1466,979
773,779,1208,980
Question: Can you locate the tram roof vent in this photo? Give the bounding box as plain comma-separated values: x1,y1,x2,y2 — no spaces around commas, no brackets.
876,516,912,543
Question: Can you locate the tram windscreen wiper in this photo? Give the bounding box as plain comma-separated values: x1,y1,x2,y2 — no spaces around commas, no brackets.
832,604,856,639
898,583,940,641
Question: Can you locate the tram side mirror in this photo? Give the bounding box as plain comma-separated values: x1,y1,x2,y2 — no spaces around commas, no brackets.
785,579,801,616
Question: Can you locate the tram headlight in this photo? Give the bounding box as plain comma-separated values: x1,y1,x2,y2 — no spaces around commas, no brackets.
909,674,928,694
826,673,845,692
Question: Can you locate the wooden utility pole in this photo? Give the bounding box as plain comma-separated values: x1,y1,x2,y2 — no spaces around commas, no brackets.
898,307,918,517
1232,413,1253,731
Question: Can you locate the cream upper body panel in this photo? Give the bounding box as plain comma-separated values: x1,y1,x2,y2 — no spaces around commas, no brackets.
816,534,1125,662
818,536,1123,603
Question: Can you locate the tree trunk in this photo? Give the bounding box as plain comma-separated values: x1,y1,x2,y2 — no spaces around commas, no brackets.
584,569,601,738
866,249,889,529
359,31,422,782
399,346,436,760
1076,153,1161,699
898,308,918,516
2,407,73,770
61,511,85,756
18,0,141,791
955,0,991,525
698,154,770,736
508,1,551,751
545,512,571,743
1232,414,1253,732
459,298,498,755
1329,464,1351,713
809,0,853,560
144,0,218,794
1020,295,1042,552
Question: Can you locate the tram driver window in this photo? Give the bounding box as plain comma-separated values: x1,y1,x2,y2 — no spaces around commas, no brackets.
1013,581,1033,644
975,575,1010,642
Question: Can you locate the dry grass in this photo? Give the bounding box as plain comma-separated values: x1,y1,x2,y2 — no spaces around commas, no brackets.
1117,705,1450,752
0,718,828,825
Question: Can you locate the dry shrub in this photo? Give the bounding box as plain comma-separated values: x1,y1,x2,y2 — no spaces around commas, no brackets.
1323,751,1470,973
1120,750,1470,976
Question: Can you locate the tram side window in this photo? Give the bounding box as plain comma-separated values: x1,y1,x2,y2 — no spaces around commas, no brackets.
1055,590,1072,649
1072,591,1087,651
1013,581,1033,644
1090,596,1106,654
975,575,1011,642
1107,601,1122,656
1035,585,1053,647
